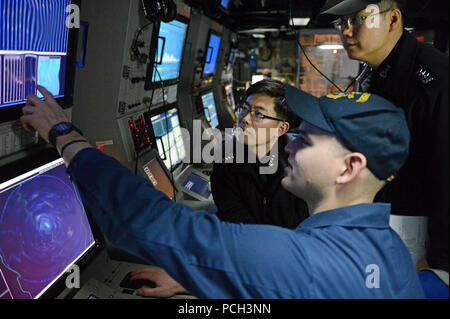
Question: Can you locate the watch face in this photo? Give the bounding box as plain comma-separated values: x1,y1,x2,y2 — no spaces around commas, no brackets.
56,122,71,132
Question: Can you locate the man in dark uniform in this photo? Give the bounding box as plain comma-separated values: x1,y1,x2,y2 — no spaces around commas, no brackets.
211,79,309,229
321,0,449,272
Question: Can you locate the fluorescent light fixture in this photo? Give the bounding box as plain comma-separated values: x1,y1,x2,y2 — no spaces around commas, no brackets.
317,44,344,50
252,34,266,38
239,28,279,33
289,18,311,26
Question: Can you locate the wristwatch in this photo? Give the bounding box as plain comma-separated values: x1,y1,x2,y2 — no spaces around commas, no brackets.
48,122,84,147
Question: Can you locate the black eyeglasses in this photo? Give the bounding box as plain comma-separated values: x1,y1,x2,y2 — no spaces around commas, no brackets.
332,9,392,31
237,102,285,122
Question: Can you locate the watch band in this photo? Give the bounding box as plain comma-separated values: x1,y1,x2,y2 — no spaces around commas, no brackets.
48,122,84,147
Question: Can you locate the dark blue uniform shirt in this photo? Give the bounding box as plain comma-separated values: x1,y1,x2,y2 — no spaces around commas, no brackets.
68,148,424,299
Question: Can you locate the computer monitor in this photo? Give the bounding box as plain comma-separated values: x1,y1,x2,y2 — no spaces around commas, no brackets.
0,0,78,123
0,158,97,299
150,105,186,172
178,167,212,202
201,91,219,128
202,30,222,76
138,149,178,201
145,16,189,90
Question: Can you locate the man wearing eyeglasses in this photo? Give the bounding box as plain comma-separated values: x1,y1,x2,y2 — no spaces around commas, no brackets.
321,0,449,274
210,79,309,229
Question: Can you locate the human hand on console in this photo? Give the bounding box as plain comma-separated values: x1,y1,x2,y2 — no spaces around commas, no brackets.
131,267,190,298
20,85,70,143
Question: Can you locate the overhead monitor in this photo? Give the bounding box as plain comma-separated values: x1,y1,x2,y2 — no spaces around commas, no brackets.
139,149,177,201
0,158,97,299
150,105,186,172
202,30,222,76
0,0,77,123
201,91,219,128
145,16,189,90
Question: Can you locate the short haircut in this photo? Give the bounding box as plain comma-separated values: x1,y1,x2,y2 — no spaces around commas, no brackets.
246,79,300,127
377,0,405,25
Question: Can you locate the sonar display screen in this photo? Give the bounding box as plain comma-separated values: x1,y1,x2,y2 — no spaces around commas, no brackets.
0,0,72,109
0,159,95,299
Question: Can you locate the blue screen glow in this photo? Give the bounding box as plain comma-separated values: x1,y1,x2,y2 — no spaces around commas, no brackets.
0,0,70,109
152,20,188,83
201,92,219,128
220,0,231,9
203,33,221,75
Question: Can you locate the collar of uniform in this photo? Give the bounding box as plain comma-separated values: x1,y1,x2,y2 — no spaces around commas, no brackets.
296,203,391,231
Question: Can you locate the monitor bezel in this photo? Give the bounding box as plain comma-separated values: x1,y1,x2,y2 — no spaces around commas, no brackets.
149,103,187,173
201,29,223,78
0,0,80,124
144,15,190,91
0,148,105,299
137,148,181,201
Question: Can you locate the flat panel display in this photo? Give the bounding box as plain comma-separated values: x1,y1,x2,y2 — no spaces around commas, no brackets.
203,31,222,76
201,91,219,128
0,0,71,115
0,158,96,299
150,107,186,172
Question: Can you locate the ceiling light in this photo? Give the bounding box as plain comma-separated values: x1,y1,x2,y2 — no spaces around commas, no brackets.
289,18,311,26
252,34,266,38
318,44,344,50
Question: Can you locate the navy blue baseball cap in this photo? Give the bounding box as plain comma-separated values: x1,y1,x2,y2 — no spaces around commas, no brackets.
285,86,410,182
321,0,406,16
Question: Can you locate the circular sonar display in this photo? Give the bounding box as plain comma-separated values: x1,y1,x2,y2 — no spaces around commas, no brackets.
0,168,94,299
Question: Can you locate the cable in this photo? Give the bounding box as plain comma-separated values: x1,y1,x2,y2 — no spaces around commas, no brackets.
155,66,178,202
288,0,345,93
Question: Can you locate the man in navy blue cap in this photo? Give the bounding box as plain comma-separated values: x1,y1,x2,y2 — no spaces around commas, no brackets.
21,86,424,298
321,0,449,274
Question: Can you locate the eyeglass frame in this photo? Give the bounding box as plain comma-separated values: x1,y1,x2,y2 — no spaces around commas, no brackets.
237,101,286,122
332,8,393,31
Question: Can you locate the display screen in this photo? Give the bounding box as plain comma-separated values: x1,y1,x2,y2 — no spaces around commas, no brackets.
151,108,186,171
182,173,211,199
151,19,188,84
142,157,176,201
0,0,71,109
0,158,95,299
203,33,222,75
220,0,231,9
201,92,219,128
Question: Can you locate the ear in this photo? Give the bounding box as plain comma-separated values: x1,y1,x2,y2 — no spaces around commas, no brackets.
335,152,367,185
278,121,290,137
389,8,403,32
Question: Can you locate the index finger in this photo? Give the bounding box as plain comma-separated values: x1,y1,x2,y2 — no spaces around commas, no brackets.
36,85,57,103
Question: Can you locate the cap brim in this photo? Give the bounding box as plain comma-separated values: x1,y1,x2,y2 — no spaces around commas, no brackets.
320,0,370,16
285,86,335,133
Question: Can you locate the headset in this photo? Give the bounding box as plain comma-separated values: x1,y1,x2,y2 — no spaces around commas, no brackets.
141,0,177,23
